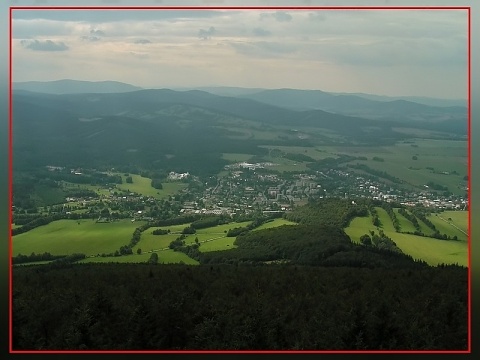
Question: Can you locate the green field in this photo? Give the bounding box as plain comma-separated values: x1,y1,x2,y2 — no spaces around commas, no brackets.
79,249,199,265
427,212,468,241
13,219,145,256
244,138,468,195
62,182,112,197
375,207,396,232
323,139,467,195
195,221,253,235
259,146,335,161
386,232,467,267
133,232,181,253
254,218,298,231
199,237,237,252
115,174,187,199
13,219,260,264
345,213,468,266
261,155,309,172
345,215,378,243
399,209,435,236
438,210,468,233
393,208,417,233
256,138,468,195
132,220,252,255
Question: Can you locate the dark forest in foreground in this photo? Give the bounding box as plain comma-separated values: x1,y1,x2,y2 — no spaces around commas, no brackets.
13,263,467,351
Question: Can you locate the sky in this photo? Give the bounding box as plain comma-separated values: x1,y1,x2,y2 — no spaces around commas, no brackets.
11,7,468,99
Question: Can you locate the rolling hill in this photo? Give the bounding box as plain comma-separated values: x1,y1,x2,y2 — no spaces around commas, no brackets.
12,85,466,175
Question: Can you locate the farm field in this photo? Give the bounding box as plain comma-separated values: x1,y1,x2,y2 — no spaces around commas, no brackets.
62,182,112,197
195,221,253,235
253,218,298,231
261,155,309,172
323,139,467,195
132,233,180,253
387,232,467,267
13,219,146,257
345,213,468,266
133,220,253,255
14,260,53,266
393,208,417,233
80,249,199,265
399,208,434,236
115,173,187,199
438,210,468,233
427,212,468,241
259,146,334,161
375,207,396,232
198,237,237,252
345,215,378,244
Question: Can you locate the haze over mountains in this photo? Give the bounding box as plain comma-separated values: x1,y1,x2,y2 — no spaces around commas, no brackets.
14,79,143,95
14,79,466,108
12,79,467,174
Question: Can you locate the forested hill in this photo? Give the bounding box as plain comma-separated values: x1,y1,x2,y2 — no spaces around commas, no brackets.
13,88,466,174
13,263,467,350
12,198,468,350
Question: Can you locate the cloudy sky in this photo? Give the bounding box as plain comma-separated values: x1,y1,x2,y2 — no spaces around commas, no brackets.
11,8,468,99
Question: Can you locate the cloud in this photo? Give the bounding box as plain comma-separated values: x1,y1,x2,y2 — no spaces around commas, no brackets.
134,39,152,44
129,51,149,59
81,35,101,42
252,27,271,37
90,28,105,36
230,41,297,59
20,39,69,51
198,26,216,40
308,12,327,22
260,12,293,22
12,10,225,23
11,9,466,99
81,27,105,41
273,12,293,22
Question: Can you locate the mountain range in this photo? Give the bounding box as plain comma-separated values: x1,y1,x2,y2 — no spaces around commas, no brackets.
14,80,467,123
13,79,143,95
12,80,467,175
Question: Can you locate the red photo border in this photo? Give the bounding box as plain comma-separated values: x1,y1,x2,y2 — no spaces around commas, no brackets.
8,5,472,354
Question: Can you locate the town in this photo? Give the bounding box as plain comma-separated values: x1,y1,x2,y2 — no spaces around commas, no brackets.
36,160,468,224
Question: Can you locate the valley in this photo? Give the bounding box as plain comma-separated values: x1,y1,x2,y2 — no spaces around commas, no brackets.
10,82,469,351
12,86,468,267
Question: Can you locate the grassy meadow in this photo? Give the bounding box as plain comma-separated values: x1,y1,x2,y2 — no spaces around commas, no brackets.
115,173,187,199
230,138,466,194
13,219,146,256
338,139,467,195
427,212,468,241
438,210,468,233
393,208,417,233
345,210,468,267
79,249,199,265
13,219,278,265
253,218,298,231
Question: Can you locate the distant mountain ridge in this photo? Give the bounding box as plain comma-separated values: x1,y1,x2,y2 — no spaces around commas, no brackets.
13,79,144,94
236,88,466,123
12,86,466,174
329,92,466,108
